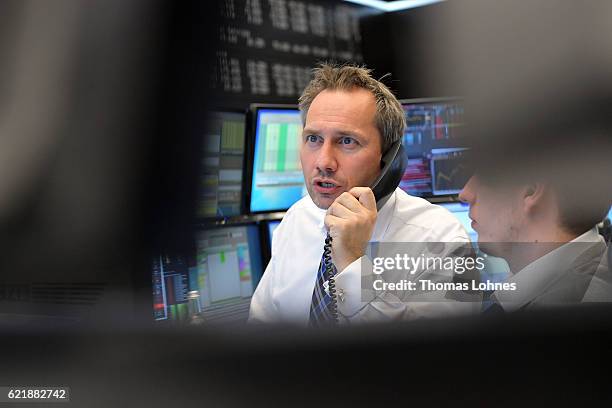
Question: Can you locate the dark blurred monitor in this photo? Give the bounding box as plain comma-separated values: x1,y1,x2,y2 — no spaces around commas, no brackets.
267,219,282,245
199,111,247,218
246,105,306,213
399,98,470,199
152,224,263,324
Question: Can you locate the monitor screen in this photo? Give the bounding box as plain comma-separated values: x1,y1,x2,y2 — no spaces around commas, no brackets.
400,99,470,198
152,253,192,321
153,224,263,324
249,107,307,212
199,111,246,218
607,206,612,222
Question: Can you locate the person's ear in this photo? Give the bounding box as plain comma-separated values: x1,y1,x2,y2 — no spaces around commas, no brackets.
522,182,547,213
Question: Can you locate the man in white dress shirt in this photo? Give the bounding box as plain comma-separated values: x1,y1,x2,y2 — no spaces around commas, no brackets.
459,167,612,312
438,0,612,313
249,64,472,325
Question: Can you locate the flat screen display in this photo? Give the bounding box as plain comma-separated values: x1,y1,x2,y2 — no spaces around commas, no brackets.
199,111,246,218
400,99,470,198
249,108,307,212
153,224,263,324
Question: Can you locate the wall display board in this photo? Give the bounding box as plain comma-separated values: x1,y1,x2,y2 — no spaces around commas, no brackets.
212,0,375,108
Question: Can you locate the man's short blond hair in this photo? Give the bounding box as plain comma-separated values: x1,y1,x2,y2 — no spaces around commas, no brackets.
298,63,406,153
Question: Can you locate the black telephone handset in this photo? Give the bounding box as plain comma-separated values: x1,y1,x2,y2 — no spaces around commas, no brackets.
371,140,408,209
323,141,407,324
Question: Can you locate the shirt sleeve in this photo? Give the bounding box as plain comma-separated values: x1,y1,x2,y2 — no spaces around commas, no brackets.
248,255,280,324
248,217,286,324
334,256,420,324
334,242,481,325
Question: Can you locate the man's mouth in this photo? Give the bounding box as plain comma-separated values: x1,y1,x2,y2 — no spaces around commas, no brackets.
313,179,341,194
469,218,478,230
467,213,477,229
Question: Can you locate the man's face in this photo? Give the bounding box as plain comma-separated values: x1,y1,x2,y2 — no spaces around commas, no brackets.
300,88,383,209
459,175,524,249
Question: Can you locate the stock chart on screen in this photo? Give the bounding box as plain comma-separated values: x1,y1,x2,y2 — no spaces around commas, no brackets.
400,99,470,198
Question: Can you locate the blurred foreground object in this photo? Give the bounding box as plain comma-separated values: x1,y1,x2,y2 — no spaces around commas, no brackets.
0,0,217,327
428,0,612,230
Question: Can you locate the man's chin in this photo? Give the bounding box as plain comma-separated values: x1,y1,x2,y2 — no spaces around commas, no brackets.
310,192,340,210
477,241,509,258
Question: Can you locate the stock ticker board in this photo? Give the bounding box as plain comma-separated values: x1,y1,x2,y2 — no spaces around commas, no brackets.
213,0,373,109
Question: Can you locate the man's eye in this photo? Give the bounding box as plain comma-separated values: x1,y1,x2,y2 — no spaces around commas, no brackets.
340,137,356,145
306,135,319,143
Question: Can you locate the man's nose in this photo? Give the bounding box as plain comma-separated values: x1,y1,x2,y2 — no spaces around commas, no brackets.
315,140,337,174
458,175,476,204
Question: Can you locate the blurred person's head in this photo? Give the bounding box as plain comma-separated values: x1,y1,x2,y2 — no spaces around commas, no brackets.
459,141,612,260
298,63,405,209
427,0,612,260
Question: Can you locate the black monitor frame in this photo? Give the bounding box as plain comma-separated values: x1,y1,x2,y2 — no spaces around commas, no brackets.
259,217,283,267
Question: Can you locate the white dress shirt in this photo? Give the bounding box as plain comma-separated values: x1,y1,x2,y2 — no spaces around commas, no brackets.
492,228,610,311
582,243,612,302
249,188,471,326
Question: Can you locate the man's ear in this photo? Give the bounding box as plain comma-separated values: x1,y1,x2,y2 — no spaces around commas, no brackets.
522,182,547,213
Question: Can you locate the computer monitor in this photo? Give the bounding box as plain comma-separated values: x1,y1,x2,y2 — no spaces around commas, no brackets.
267,219,282,245
199,111,246,218
246,105,307,213
152,224,263,323
606,206,612,222
399,98,470,199
152,253,192,321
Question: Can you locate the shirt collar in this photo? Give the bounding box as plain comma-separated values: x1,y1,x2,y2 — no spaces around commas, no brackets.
493,227,604,311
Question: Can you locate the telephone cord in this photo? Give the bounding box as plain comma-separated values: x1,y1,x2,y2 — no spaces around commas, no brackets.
324,233,339,324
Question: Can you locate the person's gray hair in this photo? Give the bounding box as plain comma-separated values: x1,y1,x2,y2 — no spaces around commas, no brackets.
298,62,405,153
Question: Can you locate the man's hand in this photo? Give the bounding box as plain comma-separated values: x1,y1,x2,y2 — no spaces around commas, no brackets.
324,187,378,272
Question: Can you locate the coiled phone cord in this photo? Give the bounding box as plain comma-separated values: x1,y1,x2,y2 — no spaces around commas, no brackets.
324,233,339,324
